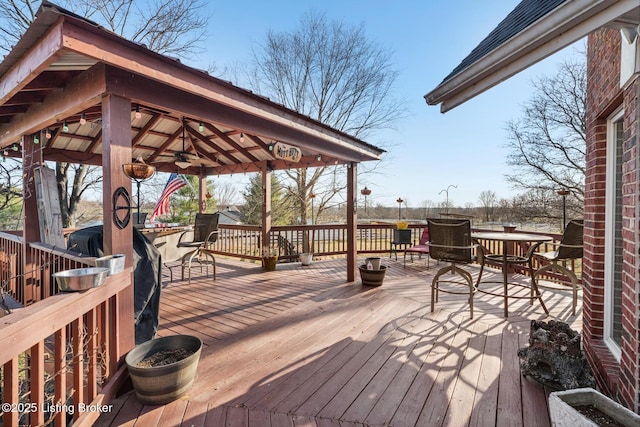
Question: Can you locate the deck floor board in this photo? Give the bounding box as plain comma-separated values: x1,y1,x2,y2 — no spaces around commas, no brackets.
99,256,581,426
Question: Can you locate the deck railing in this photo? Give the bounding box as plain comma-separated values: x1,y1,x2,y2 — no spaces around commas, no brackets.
208,223,574,280
0,233,130,427
0,233,92,306
209,223,430,261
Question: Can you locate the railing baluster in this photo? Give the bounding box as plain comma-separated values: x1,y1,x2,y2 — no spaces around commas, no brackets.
30,341,45,426
54,328,66,427
2,357,20,427
86,309,98,399
72,318,84,421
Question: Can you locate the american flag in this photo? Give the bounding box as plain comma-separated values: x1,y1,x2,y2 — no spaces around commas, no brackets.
150,173,188,222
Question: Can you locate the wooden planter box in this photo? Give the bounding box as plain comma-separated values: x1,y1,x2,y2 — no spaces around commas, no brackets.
548,388,640,427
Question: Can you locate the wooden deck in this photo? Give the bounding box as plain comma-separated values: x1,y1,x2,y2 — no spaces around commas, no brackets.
95,255,582,427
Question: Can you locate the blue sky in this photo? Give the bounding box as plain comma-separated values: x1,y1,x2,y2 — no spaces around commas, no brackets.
195,0,582,208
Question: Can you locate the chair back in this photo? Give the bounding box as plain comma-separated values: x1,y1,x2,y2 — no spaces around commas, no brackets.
418,227,429,245
427,218,472,263
193,213,220,244
556,219,583,260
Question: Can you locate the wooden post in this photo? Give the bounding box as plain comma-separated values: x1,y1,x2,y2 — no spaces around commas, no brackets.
199,173,207,213
101,94,135,356
262,165,272,255
22,134,41,303
347,162,358,282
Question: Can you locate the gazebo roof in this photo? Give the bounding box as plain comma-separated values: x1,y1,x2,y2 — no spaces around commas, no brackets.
0,1,384,175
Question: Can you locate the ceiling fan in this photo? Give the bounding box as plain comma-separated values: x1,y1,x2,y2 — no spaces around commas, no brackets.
174,119,216,169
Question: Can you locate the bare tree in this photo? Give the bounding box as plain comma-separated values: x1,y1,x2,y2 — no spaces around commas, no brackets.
505,53,586,216
0,158,23,229
0,0,209,227
214,181,238,208
249,11,404,223
478,190,497,222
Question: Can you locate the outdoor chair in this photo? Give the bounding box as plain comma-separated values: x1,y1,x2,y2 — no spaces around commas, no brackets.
428,218,483,319
403,227,430,268
177,213,219,284
530,219,583,315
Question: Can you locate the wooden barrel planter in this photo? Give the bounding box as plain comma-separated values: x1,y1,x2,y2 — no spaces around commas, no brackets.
359,265,387,287
125,335,202,405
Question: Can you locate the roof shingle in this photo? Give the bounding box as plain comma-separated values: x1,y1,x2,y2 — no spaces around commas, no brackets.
441,0,568,84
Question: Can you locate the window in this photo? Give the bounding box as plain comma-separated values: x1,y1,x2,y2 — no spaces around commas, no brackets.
604,108,624,359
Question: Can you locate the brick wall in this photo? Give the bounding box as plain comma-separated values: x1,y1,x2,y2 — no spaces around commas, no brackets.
584,27,640,411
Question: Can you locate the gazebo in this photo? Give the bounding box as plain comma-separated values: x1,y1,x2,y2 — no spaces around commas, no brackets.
0,1,383,277
0,3,383,424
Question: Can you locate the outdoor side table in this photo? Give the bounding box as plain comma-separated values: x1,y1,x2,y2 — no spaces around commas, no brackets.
390,229,412,260
472,231,553,317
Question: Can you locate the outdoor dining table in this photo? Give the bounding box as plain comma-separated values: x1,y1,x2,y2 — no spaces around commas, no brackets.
472,231,553,318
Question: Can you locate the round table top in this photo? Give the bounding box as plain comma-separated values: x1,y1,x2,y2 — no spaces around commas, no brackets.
472,232,553,242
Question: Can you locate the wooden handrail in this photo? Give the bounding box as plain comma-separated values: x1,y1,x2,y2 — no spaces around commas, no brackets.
0,269,131,365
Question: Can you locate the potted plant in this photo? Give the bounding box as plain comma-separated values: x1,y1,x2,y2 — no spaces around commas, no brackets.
359,259,387,286
299,252,313,266
262,245,278,271
549,388,640,426
299,228,315,265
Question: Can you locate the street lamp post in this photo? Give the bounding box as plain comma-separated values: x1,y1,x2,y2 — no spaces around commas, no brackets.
438,184,457,214
558,188,570,231
396,197,404,220
361,186,371,215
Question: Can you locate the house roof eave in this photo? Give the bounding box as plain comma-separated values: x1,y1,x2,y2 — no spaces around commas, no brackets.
425,0,640,113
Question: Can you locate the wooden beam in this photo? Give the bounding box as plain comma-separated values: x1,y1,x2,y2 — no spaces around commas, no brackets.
0,63,107,148
204,123,260,162
246,134,276,159
131,112,161,147
22,70,82,91
146,125,182,164
85,129,103,154
3,91,49,105
0,106,29,116
187,124,240,165
0,20,64,105
42,147,102,165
